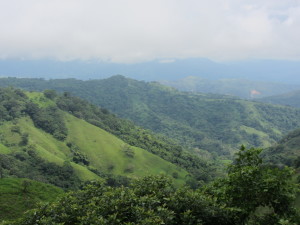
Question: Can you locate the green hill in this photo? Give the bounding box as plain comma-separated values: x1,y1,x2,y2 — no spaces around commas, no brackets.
1,88,210,191
258,90,300,108
0,178,63,221
262,128,300,167
1,76,300,157
1,88,212,221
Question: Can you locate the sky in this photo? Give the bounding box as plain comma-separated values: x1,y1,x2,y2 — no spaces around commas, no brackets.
0,0,300,64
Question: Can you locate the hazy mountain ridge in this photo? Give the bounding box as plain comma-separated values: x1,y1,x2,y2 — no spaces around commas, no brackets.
258,90,300,108
1,58,300,84
160,76,300,99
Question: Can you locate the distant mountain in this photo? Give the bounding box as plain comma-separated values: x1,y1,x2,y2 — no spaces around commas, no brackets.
0,58,300,84
2,76,300,157
160,76,300,99
258,90,300,108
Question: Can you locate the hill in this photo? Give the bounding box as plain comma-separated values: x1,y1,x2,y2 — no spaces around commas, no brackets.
1,87,218,189
1,76,300,157
0,178,63,222
160,76,300,99
258,90,300,108
262,128,300,167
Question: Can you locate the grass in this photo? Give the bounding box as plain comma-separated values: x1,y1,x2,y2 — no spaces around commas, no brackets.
25,92,55,108
0,111,188,185
65,113,189,185
0,178,63,222
0,144,10,154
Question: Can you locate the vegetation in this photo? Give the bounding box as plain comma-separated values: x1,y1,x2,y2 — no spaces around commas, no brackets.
0,87,204,189
259,90,300,108
262,128,300,168
0,178,63,222
7,147,299,225
160,76,300,99
1,76,300,157
55,92,216,183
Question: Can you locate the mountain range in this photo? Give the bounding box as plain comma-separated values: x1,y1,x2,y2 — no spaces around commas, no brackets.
1,58,300,84
160,76,300,99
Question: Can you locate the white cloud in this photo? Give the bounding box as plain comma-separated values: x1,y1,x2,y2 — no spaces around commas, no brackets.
0,0,300,63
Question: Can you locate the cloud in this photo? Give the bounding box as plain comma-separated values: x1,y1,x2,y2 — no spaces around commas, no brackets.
0,0,300,63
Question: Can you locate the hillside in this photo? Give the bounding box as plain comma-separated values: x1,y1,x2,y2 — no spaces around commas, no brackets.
1,76,300,156
1,87,218,189
262,128,300,167
258,90,300,108
0,178,63,221
160,76,300,99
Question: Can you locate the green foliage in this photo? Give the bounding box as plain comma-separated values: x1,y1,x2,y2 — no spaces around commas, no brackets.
1,76,300,157
0,178,63,222
5,148,300,224
209,146,299,224
0,87,28,122
0,88,190,188
55,92,214,182
19,133,29,146
21,179,32,193
43,89,57,100
0,150,81,190
10,176,238,225
25,104,68,141
263,128,300,167
121,144,135,158
67,142,90,166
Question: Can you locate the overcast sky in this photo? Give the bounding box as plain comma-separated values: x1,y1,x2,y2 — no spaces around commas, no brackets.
0,0,300,63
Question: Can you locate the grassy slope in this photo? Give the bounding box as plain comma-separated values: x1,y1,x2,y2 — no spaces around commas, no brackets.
0,178,63,221
1,113,188,184
64,113,188,184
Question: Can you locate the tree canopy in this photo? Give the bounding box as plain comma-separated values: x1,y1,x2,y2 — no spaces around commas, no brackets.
9,147,300,225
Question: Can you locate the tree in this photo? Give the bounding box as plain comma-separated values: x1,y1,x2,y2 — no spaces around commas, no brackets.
211,146,299,224
43,90,57,100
